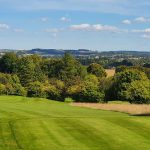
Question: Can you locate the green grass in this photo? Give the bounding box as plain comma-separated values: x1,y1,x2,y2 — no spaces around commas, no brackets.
108,101,130,104
0,96,150,150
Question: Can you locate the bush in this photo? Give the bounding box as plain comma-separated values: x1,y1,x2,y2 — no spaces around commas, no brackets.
44,84,62,100
82,89,105,103
0,73,26,96
66,74,105,103
13,84,27,96
27,81,47,98
64,97,74,103
0,84,6,95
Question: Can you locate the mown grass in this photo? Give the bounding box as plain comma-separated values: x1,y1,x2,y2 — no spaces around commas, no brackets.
0,96,150,150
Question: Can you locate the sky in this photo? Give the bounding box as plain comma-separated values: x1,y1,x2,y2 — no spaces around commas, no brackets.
1,0,150,51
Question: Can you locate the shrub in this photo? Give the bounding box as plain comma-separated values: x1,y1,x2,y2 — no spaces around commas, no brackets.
5,83,15,95
66,74,105,103
81,88,105,103
0,84,6,95
27,81,47,98
64,97,74,103
13,84,27,96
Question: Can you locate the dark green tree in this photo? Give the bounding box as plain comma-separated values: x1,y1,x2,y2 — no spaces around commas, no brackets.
59,53,87,81
87,63,107,78
0,52,18,73
107,69,148,101
17,56,36,86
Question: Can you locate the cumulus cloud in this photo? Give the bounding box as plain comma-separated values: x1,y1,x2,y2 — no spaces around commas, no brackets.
60,17,71,22
132,28,150,39
0,23,10,30
70,23,124,33
122,17,150,24
134,17,150,23
122,19,131,24
70,24,91,31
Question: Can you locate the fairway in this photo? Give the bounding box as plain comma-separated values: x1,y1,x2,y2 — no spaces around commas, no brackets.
0,96,150,150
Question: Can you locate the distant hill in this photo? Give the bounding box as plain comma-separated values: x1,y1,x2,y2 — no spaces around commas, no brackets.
18,48,99,57
0,48,150,57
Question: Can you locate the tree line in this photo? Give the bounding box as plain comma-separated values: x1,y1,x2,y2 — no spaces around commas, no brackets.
0,52,150,104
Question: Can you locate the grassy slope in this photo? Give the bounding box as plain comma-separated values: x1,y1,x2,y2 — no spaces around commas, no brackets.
0,96,149,150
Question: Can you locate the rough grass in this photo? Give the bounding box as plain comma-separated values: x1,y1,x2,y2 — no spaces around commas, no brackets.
0,96,150,150
105,69,115,77
72,103,150,115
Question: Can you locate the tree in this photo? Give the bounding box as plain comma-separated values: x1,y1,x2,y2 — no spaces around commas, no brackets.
116,66,127,73
17,56,36,86
143,63,150,68
27,81,47,98
0,73,26,96
0,52,18,73
107,69,148,101
17,55,47,87
123,80,150,104
58,53,87,81
67,74,105,103
87,63,107,78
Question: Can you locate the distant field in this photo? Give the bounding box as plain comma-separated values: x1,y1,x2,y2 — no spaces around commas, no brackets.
72,103,150,115
105,69,115,77
0,96,150,150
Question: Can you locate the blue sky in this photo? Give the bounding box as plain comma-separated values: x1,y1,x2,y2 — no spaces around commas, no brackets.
1,0,150,51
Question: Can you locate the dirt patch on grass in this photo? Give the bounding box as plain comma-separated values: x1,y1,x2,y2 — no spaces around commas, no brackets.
71,103,150,115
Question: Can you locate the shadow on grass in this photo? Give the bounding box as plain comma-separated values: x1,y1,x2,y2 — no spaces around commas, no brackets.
131,113,150,116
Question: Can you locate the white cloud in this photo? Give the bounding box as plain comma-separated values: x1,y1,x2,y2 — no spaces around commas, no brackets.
132,28,150,39
70,24,91,31
60,17,71,22
41,17,49,22
0,23,10,30
134,17,150,23
122,19,131,25
70,23,124,33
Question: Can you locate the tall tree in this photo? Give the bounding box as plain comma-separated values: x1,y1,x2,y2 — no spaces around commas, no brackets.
17,56,36,86
0,52,18,73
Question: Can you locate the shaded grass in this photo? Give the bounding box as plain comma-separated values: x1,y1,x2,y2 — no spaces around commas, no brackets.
0,96,150,150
